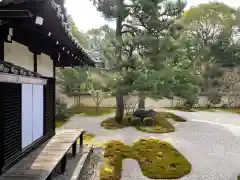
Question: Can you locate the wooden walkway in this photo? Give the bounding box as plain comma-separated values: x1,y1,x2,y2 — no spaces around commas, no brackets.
1,129,84,180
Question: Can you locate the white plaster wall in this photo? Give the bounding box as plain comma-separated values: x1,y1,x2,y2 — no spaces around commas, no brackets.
4,41,53,78
56,93,240,108
38,53,53,77
198,96,209,107
4,41,34,71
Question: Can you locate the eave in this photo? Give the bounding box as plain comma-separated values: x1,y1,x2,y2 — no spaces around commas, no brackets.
0,0,96,67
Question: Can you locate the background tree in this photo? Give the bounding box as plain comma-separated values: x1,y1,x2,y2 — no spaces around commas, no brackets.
56,67,88,104
181,3,238,72
68,15,89,49
181,2,240,107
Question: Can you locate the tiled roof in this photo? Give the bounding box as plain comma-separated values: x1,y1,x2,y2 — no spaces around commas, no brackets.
0,0,41,6
50,0,95,65
0,0,96,66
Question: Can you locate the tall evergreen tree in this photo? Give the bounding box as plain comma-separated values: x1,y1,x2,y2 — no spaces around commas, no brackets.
91,0,195,119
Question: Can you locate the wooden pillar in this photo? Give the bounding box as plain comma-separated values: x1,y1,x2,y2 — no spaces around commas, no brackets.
60,154,67,173
53,56,56,131
33,53,37,72
72,141,77,157
51,53,57,131
79,133,83,148
0,25,4,61
0,25,4,174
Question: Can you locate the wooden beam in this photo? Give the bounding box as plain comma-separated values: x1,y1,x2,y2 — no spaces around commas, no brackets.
0,25,4,61
0,10,33,19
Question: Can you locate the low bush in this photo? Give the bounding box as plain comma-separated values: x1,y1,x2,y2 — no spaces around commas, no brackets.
221,103,229,108
56,97,72,123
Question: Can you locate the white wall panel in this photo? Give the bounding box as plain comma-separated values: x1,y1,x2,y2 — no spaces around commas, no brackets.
32,85,44,142
21,84,33,149
4,41,34,71
38,53,53,77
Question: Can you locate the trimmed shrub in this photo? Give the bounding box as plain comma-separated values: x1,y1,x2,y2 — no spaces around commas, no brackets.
131,116,142,126
221,103,228,108
143,117,155,126
56,97,72,121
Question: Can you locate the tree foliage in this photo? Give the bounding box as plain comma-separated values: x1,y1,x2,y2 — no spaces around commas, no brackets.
58,1,240,113
56,67,88,97
68,15,89,49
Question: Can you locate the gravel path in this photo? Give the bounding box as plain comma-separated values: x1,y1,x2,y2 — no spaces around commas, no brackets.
59,110,240,180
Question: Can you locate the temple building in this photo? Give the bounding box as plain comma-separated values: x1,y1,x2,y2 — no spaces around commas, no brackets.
0,0,95,178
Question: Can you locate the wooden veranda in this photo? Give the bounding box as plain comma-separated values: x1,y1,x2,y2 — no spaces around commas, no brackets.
0,129,85,180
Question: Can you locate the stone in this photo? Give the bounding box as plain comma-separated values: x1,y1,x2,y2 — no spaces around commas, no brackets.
133,109,157,122
130,116,142,126
143,117,155,126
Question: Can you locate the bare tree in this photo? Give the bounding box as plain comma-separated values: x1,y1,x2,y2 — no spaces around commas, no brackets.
90,90,106,112
123,95,138,114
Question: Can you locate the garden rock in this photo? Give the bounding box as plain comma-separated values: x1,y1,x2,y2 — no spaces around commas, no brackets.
143,117,155,126
133,109,157,122
130,116,142,126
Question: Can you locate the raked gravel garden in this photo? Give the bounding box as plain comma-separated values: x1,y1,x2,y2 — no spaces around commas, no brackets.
58,108,240,180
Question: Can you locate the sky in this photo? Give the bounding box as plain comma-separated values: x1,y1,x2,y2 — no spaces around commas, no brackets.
65,0,240,32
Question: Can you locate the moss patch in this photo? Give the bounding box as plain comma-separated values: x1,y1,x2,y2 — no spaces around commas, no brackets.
77,132,96,144
83,132,95,141
158,112,187,122
100,138,191,180
70,104,115,116
101,112,187,133
167,107,196,112
170,107,240,113
100,117,126,129
136,113,175,133
207,108,240,113
56,120,65,127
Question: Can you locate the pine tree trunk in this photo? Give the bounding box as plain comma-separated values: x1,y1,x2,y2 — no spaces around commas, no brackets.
138,95,145,109
114,0,124,123
115,89,124,123
77,96,81,105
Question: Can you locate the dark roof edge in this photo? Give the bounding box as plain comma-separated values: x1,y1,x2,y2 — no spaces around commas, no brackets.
0,0,43,6
50,0,95,66
0,0,96,66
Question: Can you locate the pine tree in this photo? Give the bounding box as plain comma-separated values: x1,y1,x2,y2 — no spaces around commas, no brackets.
91,0,198,119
